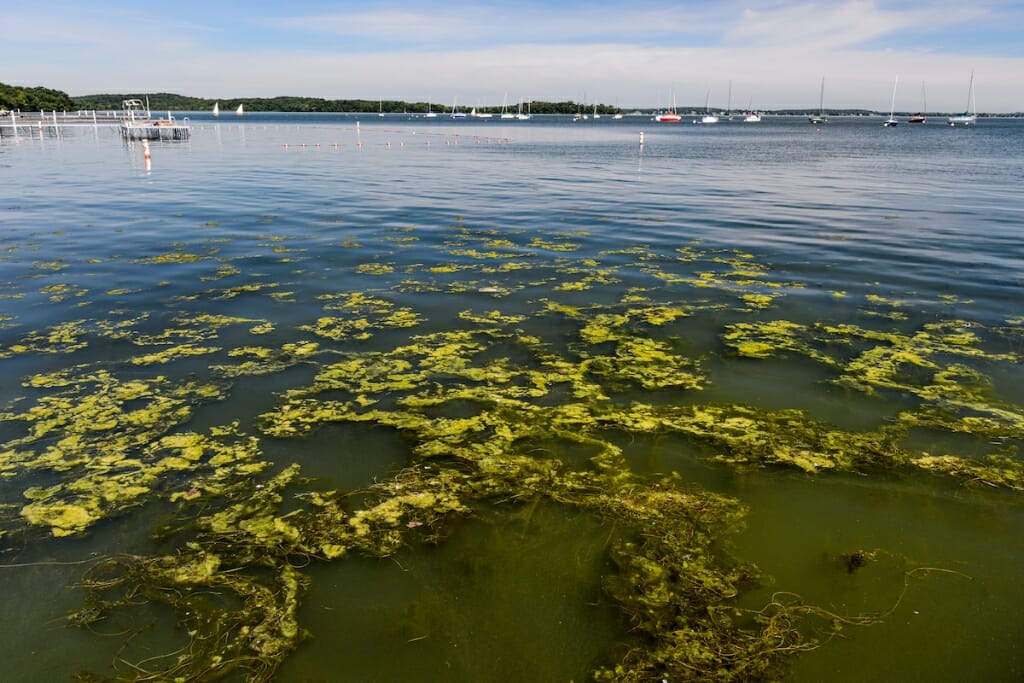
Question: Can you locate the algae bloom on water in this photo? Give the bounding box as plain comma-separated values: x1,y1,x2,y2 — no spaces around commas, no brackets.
1,210,1021,682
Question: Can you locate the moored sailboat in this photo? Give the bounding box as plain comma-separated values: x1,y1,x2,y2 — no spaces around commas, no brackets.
908,81,927,123
948,72,978,126
451,97,467,119
700,89,719,124
515,99,531,120
500,93,515,119
883,76,899,127
655,90,682,122
743,97,761,122
808,77,827,124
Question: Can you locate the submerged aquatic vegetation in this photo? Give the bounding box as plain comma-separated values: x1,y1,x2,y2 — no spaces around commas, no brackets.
2,222,1021,682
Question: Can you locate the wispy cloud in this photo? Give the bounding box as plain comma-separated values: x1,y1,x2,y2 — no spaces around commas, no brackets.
726,1,985,51
276,5,729,47
4,6,218,51
4,1,1023,111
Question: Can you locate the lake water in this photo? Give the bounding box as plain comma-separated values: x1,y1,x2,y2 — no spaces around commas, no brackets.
2,113,1023,682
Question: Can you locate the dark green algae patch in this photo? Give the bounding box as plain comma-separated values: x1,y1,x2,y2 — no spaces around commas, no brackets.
1,228,1023,681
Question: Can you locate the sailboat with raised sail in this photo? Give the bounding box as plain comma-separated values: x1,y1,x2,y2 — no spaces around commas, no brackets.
235,103,244,117
948,72,977,126
212,102,219,117
883,76,899,127
908,81,927,123
808,77,827,124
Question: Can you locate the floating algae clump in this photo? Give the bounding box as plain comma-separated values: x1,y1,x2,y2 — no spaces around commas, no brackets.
2,227,1021,682
0,366,273,536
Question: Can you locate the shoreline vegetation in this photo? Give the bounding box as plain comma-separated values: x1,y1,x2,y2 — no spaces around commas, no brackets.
2,83,1019,118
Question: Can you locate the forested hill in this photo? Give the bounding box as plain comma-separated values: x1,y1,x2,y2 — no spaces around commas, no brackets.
75,93,411,113
10,85,1014,117
0,82,76,111
72,93,606,115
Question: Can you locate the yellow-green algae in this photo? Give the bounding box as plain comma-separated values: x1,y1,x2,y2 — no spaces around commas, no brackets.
2,229,1022,682
0,367,263,536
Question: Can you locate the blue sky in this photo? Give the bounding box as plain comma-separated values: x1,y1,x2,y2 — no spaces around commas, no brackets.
6,1,1023,111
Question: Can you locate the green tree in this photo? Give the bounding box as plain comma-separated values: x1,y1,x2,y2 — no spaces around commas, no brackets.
0,82,76,112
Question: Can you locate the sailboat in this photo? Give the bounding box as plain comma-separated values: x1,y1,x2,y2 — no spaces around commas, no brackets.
212,102,219,117
235,103,244,117
451,97,467,119
743,97,761,122
573,92,589,121
612,97,624,119
908,81,927,123
425,100,437,118
883,76,899,127
701,89,719,124
655,90,682,122
808,77,827,123
378,99,384,117
500,93,515,119
948,72,977,126
515,99,531,120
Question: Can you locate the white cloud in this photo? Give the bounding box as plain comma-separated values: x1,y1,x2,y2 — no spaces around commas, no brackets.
726,1,985,51
4,2,1022,111
276,5,727,45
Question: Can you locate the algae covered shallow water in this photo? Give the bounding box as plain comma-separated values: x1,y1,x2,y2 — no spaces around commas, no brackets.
1,114,1023,681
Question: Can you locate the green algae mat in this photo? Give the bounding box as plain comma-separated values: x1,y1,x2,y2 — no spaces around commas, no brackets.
2,224,1022,681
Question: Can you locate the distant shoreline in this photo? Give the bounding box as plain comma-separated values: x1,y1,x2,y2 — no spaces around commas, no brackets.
4,82,1021,117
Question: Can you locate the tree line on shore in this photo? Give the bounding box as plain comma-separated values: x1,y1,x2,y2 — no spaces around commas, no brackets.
3,82,1018,117
0,82,76,112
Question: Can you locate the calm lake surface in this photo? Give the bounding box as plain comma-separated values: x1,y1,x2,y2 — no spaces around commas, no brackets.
2,113,1023,681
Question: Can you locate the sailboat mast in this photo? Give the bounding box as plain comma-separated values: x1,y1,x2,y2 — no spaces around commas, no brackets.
968,71,976,115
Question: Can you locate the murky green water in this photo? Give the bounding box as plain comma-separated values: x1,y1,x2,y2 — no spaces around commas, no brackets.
1,115,1022,681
